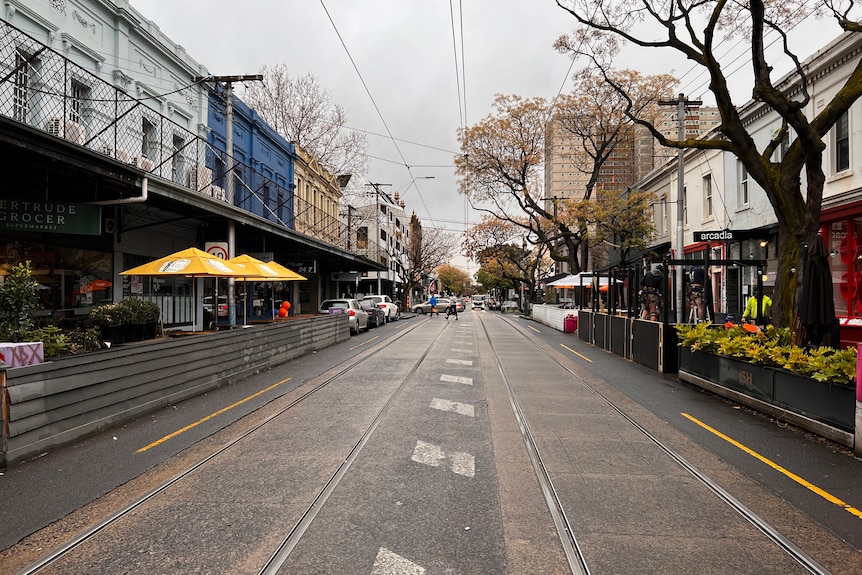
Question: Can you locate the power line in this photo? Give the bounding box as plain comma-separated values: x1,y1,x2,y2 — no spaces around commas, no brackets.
319,0,437,228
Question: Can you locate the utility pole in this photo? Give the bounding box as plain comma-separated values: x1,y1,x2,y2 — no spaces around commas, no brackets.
659,93,701,323
194,74,262,327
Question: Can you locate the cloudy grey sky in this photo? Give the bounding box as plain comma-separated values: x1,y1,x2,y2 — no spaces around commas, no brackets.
130,1,827,271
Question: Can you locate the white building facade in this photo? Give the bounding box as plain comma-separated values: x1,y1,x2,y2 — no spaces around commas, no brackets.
636,31,862,345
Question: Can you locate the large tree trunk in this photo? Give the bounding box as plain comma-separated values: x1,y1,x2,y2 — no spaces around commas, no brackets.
770,153,825,329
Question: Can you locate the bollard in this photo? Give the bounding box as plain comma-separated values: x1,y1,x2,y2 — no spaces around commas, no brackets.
856,344,862,457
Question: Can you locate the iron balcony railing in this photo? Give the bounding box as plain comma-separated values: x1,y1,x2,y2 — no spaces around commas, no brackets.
0,18,371,258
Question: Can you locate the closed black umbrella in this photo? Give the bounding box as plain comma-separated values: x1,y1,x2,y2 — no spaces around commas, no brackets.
798,233,836,347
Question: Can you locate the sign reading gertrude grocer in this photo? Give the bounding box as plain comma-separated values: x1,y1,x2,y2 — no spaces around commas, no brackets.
0,200,102,235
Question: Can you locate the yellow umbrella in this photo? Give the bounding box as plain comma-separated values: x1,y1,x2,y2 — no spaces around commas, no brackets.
228,254,307,281
120,248,247,331
228,255,307,323
120,247,247,277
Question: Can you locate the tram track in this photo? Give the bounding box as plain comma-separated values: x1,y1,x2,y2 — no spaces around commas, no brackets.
483,313,833,575
8,311,850,574
13,319,434,575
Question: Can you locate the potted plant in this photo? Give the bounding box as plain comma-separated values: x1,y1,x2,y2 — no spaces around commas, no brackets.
89,302,128,345
113,298,160,341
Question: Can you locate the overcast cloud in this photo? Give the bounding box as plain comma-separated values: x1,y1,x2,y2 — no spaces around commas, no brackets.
130,1,826,271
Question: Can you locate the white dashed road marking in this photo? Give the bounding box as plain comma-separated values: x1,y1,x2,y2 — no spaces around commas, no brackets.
440,373,473,385
430,398,475,417
411,440,476,478
446,358,473,366
371,547,425,575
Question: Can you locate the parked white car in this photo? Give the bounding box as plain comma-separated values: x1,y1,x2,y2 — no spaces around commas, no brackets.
361,294,400,322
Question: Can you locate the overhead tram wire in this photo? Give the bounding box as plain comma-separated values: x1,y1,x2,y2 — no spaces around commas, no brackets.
319,0,437,227
450,0,466,132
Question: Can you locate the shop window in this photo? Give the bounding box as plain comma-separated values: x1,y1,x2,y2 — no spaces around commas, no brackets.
828,219,862,319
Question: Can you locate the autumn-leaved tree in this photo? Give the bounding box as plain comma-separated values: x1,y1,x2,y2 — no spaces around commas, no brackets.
435,264,471,295
457,70,674,275
463,216,553,304
589,187,658,266
242,64,367,178
553,68,676,269
553,0,862,328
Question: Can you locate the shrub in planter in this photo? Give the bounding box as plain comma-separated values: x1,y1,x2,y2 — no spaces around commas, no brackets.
89,302,129,344
0,261,39,342
21,326,71,358
676,323,856,387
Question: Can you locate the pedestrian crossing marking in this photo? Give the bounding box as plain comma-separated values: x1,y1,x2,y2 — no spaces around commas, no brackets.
430,398,475,417
371,547,425,574
411,440,475,478
440,373,473,385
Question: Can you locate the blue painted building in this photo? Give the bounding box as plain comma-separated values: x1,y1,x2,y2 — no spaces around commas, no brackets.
207,86,296,227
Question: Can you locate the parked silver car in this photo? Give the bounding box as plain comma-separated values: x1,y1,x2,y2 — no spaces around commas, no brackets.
319,298,368,334
413,297,463,314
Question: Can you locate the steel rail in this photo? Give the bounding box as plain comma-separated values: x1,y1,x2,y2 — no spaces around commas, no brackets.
493,314,832,575
257,324,447,574
14,320,426,575
479,318,592,575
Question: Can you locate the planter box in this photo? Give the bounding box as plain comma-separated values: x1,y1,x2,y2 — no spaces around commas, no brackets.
773,369,855,432
98,325,126,345
679,348,720,381
718,356,775,403
679,348,855,435
143,322,158,340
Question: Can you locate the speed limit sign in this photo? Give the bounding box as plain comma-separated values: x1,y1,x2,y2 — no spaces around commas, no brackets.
205,242,229,259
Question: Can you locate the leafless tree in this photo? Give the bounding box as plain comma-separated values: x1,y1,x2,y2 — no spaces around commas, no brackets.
242,63,368,178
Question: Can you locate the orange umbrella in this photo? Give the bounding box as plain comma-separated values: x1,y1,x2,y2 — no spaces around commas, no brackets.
78,279,112,294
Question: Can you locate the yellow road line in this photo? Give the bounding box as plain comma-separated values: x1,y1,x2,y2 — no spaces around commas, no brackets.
350,335,379,350
136,377,292,453
529,326,541,333
682,413,862,520
561,344,593,363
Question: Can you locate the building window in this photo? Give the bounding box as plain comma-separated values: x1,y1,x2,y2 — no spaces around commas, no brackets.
142,117,156,159
171,134,185,183
660,194,668,234
835,111,850,173
357,227,368,249
70,80,89,125
683,185,688,226
13,50,34,123
703,174,713,219
738,161,749,206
